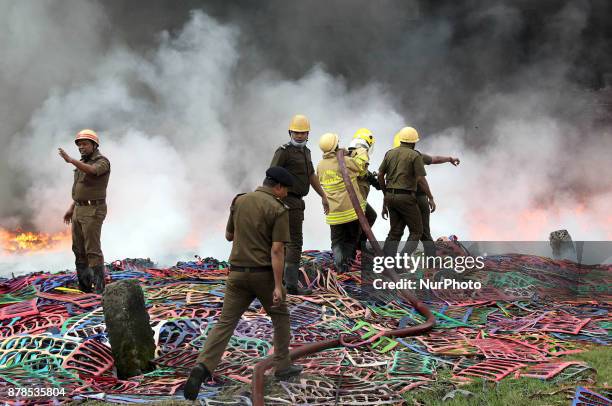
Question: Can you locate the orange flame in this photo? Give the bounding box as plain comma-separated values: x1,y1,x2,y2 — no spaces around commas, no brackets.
0,228,71,254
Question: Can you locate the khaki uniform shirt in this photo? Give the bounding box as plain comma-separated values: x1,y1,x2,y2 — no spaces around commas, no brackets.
72,150,111,201
270,143,315,197
317,151,367,225
378,144,426,191
226,186,290,267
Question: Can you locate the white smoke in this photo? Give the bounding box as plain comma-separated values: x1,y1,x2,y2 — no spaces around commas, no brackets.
0,7,405,274
1,2,610,276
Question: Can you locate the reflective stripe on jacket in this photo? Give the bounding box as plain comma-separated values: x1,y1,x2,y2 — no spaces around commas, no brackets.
316,151,368,225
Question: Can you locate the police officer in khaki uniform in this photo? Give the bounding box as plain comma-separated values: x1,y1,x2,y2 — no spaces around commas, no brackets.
184,166,303,401
378,127,433,257
270,114,329,295
59,129,110,294
391,134,459,255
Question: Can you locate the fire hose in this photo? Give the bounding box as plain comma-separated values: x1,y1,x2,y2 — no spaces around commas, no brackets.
251,149,435,405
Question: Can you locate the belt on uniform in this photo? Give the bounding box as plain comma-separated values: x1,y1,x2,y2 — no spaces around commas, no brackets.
74,199,106,206
231,266,273,273
386,189,414,195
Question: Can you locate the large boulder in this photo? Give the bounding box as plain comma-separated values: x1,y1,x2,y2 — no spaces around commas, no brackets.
549,229,576,261
102,279,156,379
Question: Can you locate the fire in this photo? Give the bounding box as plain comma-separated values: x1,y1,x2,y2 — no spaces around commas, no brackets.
0,228,71,254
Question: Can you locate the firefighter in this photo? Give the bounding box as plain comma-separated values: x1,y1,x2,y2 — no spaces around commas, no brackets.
184,166,302,400
316,133,368,273
348,128,380,251
270,114,329,295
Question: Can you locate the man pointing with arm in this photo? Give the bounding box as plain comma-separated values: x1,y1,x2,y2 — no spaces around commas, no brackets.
58,129,110,294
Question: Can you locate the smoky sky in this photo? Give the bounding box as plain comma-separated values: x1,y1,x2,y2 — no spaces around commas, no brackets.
102,0,612,132
1,0,611,273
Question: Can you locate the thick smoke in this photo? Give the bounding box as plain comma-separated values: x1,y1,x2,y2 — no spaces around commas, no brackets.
1,1,611,274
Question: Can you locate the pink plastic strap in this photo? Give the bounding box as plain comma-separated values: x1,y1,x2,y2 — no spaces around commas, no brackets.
36,291,101,309
62,339,114,377
0,299,38,320
469,338,547,362
520,361,585,379
454,359,526,381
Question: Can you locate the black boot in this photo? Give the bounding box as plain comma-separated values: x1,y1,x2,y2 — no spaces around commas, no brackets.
383,240,400,258
184,362,211,400
342,242,358,272
76,264,93,293
91,265,106,294
275,364,303,380
284,263,312,295
399,240,419,257
332,243,345,273
423,241,437,258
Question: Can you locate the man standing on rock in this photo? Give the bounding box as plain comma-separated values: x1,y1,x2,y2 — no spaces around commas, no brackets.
184,166,302,401
59,129,110,294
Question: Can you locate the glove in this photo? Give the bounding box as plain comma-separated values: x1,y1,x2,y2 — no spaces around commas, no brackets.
366,171,381,190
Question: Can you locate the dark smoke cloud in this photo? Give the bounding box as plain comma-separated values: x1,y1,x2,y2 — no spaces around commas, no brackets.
100,0,612,130
96,1,612,173
100,0,612,223
1,0,611,273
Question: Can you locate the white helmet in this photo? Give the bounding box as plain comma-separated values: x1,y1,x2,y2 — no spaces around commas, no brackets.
349,138,374,154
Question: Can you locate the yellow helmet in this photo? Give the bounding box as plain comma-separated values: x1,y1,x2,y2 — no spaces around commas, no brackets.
319,132,339,153
75,129,100,146
288,114,310,132
395,127,419,144
353,127,375,148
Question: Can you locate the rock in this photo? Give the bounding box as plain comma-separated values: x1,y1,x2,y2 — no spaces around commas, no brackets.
102,279,156,379
549,229,576,261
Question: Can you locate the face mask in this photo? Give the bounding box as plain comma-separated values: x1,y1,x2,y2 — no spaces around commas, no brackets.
290,138,308,148
349,138,373,155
